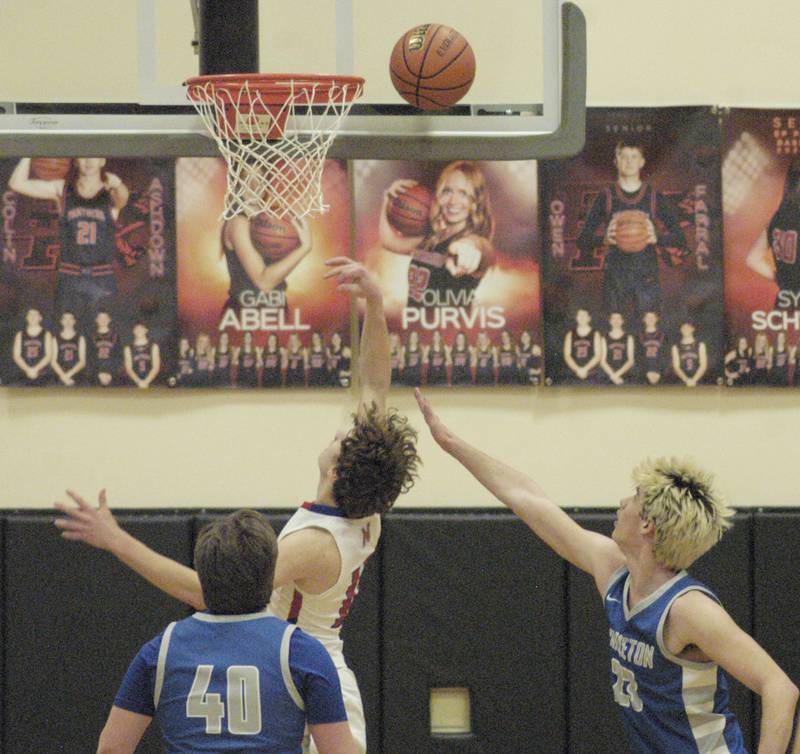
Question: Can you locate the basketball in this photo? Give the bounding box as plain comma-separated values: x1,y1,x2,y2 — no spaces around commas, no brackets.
387,184,433,236
30,158,72,181
390,24,476,110
614,210,651,253
249,213,301,260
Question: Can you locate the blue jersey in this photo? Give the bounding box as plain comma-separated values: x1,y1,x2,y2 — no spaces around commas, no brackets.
605,568,746,754
114,611,346,753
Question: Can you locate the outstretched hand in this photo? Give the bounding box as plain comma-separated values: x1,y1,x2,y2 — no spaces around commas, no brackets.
53,489,122,551
414,388,452,449
324,257,382,303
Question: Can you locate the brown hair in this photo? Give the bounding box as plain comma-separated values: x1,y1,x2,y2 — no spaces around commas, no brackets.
194,510,278,614
333,404,420,518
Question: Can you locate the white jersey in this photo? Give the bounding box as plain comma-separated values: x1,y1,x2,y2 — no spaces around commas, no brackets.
268,502,380,667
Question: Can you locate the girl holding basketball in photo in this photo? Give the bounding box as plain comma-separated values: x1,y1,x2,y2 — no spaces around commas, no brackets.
671,321,708,387
221,213,312,312
8,158,129,322
379,161,496,308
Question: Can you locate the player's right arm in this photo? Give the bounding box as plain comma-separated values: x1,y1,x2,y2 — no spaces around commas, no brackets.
8,158,63,201
378,179,425,255
225,215,312,292
54,490,207,609
415,390,625,593
96,707,151,754
576,191,611,251
324,257,390,415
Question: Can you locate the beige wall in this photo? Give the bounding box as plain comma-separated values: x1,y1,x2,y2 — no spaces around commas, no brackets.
1,0,799,509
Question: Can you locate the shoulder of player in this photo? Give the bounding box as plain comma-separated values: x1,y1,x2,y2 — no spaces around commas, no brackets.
278,526,340,577
665,587,729,646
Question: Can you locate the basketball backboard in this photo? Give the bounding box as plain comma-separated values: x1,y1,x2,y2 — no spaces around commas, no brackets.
0,0,585,160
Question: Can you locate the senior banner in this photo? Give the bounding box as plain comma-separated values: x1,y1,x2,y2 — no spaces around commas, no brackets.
722,109,800,387
540,107,723,387
353,160,542,388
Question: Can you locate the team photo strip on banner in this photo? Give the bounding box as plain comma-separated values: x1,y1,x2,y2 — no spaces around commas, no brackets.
175,158,352,390
0,157,177,389
354,159,542,388
722,109,800,387
540,107,723,387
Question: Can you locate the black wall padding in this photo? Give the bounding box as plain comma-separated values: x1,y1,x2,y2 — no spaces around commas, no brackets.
754,512,800,741
568,512,755,753
689,512,754,750
567,513,628,753
195,510,384,754
3,513,193,754
381,513,567,754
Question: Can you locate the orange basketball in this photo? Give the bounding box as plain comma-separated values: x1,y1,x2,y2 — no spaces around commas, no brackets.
250,213,300,260
614,210,651,253
30,158,72,181
390,24,476,110
387,184,433,236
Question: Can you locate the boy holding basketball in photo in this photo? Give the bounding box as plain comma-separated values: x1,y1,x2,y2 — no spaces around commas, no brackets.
414,389,798,754
54,258,420,754
576,139,688,322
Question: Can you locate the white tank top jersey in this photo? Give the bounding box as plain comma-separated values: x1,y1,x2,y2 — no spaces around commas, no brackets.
268,503,381,667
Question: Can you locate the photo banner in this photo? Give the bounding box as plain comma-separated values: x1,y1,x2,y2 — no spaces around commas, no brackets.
722,108,799,387
175,158,352,389
354,160,542,388
0,157,177,388
540,107,723,387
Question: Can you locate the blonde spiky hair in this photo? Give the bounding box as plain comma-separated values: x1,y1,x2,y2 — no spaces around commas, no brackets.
633,457,733,571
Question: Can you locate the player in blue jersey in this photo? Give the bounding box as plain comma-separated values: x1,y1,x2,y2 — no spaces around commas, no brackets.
95,509,357,754
55,258,420,754
414,390,798,754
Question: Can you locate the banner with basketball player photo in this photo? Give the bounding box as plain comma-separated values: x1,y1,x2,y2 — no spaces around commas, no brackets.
0,157,177,389
353,160,542,388
722,109,800,387
174,158,352,389
539,107,724,387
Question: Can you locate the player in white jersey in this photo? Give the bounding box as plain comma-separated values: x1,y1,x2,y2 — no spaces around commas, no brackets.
54,258,420,754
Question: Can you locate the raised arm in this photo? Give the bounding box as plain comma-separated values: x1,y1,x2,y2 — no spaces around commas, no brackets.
8,157,63,201
54,490,206,609
324,257,390,415
415,390,625,593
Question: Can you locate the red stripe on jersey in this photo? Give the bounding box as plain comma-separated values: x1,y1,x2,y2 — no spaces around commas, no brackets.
287,589,303,624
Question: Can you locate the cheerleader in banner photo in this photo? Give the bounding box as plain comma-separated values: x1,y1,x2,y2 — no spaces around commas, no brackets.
671,321,707,387
563,308,602,383
8,158,129,323
52,310,86,387
724,336,752,386
638,311,667,385
124,321,160,389
379,161,496,310
601,312,636,385
424,330,449,386
327,332,351,388
12,307,52,386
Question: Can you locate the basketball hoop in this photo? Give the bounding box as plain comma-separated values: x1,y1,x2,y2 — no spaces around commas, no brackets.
185,73,364,220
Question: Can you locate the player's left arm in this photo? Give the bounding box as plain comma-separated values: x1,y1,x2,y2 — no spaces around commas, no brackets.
653,191,688,251
96,707,151,754
324,257,390,416
104,172,129,215
666,591,798,754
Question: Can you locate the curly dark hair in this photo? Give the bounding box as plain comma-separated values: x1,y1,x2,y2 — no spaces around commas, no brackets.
333,404,420,518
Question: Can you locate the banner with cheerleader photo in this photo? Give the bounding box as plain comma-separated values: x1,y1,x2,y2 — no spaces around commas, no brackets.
174,158,352,389
539,107,724,388
353,160,542,388
0,157,177,389
722,109,800,387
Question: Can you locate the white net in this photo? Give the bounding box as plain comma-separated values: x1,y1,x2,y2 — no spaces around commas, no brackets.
187,76,364,220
